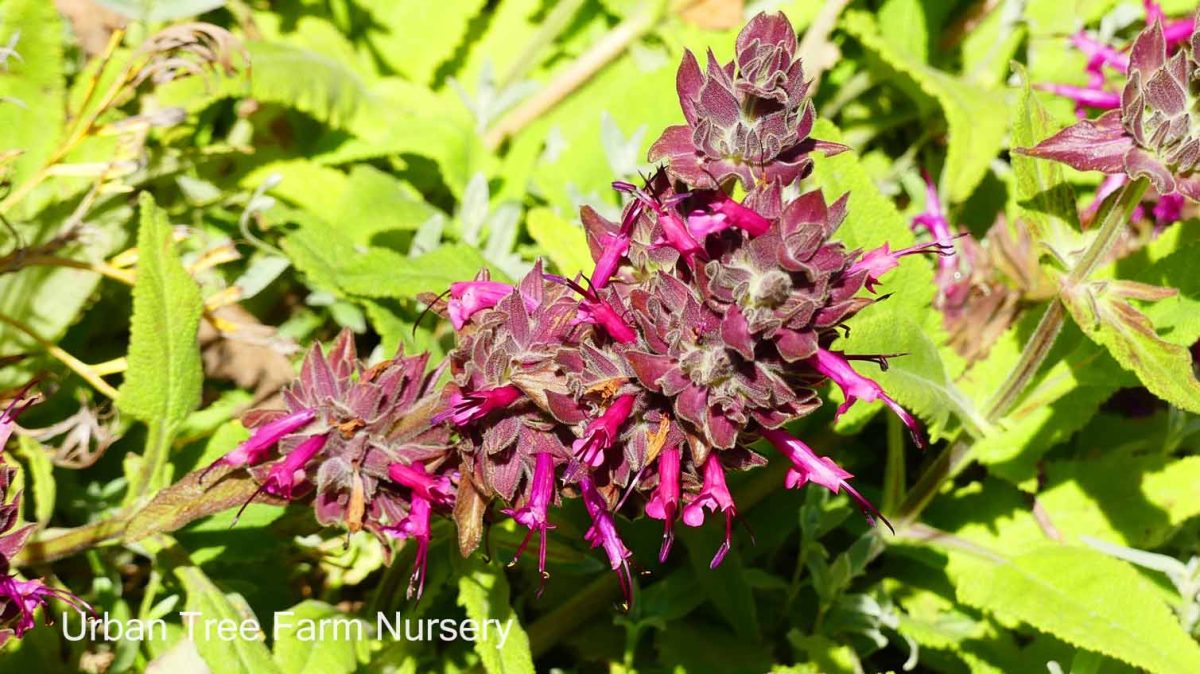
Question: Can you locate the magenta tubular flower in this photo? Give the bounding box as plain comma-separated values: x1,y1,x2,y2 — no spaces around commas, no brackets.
579,475,633,604
1071,31,1130,76
447,280,517,330
1034,83,1121,112
1144,2,1195,47
687,191,772,238
1,394,92,646
760,428,888,530
591,196,646,289
501,452,557,591
911,170,965,302
652,208,706,264
0,576,92,645
200,407,316,481
572,394,637,468
388,461,454,507
643,446,681,562
681,454,737,569
1153,192,1186,226
851,241,953,294
384,495,433,600
546,274,638,344
261,433,329,499
1017,17,1200,200
385,461,455,600
807,348,925,447
432,385,523,426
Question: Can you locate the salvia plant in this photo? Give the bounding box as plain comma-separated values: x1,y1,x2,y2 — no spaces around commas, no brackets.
2,2,1200,673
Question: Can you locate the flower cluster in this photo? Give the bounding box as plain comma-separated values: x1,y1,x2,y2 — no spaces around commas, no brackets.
209,12,930,604
201,330,452,598
1022,13,1200,201
1,388,91,645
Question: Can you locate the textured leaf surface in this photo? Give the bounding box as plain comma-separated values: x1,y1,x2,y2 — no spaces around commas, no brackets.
118,193,204,429
174,562,281,674
526,207,593,278
456,558,535,674
0,0,64,192
842,10,1007,203
1062,283,1200,414
957,544,1200,674
119,193,205,502
834,313,988,441
272,600,361,674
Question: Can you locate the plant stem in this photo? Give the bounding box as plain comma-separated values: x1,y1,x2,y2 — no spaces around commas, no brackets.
498,0,586,91
893,176,1148,529
0,312,120,399
483,0,664,151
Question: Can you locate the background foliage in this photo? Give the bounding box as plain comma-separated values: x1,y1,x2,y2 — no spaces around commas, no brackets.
1,0,1199,672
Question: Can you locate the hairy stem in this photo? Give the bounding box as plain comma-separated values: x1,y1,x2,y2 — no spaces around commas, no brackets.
483,0,665,151
893,176,1148,529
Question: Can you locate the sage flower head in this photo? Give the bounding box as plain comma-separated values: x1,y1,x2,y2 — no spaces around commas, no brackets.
204,331,452,573
648,12,846,189
1019,17,1200,200
1,392,91,645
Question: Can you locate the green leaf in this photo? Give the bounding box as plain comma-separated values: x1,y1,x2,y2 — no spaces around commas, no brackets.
12,435,54,527
360,0,487,85
957,544,1200,674
93,0,225,21
119,193,205,503
272,601,362,674
971,330,1132,484
245,40,376,127
525,207,593,277
456,557,535,674
1009,63,1081,249
172,553,282,674
1040,454,1200,548
842,10,1008,203
1061,280,1200,414
0,0,64,195
809,119,934,314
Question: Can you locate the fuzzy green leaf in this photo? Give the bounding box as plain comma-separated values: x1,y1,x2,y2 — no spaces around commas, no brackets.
842,10,1007,203
360,0,487,85
119,193,205,502
525,207,593,278
957,544,1200,674
174,560,282,674
456,557,535,674
0,0,65,194
1061,281,1200,414
119,193,204,429
272,601,362,674
832,312,989,442
93,0,225,21
1010,64,1081,249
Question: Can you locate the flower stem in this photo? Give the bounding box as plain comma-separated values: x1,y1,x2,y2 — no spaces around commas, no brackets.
482,0,665,151
893,176,1148,529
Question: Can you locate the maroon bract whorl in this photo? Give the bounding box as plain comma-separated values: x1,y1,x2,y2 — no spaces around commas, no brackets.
1019,17,1200,200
